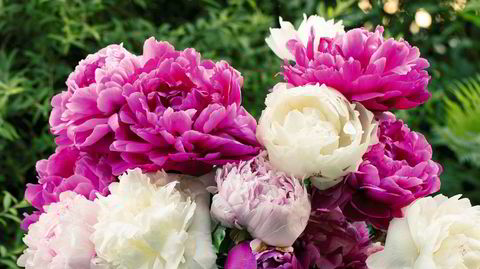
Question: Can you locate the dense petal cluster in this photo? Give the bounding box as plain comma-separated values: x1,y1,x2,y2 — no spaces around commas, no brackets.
226,240,302,269
256,83,377,189
91,168,216,269
17,14,459,269
367,195,480,269
295,204,376,269
210,151,311,247
50,44,134,150
279,25,431,111
18,192,99,269
341,112,442,229
50,37,260,176
22,146,113,230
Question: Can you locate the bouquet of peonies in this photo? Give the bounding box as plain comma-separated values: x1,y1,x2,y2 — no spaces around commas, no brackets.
18,14,480,269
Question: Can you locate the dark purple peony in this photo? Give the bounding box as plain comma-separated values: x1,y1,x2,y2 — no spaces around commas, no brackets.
333,112,442,229
226,240,302,269
50,38,260,176
295,203,376,269
284,26,431,111
22,146,114,230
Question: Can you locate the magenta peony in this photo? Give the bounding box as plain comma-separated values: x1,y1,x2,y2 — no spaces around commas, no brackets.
295,205,376,269
340,112,442,229
225,242,256,269
50,38,260,176
20,211,41,231
226,240,302,269
50,44,134,150
282,25,431,111
22,146,113,230
210,151,311,247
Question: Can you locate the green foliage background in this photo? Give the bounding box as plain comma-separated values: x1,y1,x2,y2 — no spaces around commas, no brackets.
0,0,479,267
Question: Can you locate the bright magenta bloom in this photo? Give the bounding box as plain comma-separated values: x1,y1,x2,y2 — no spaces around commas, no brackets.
50,44,133,151
341,112,442,229
320,113,442,230
226,240,302,269
49,38,260,176
283,26,431,111
22,146,113,230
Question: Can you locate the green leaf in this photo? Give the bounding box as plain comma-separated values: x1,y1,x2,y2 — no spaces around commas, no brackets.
459,12,480,28
0,258,20,269
218,228,236,254
0,119,19,141
3,193,11,210
434,74,480,167
13,200,30,209
0,213,20,224
212,225,226,253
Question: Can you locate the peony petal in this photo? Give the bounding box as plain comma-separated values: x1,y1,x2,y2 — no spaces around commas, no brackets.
225,242,257,269
366,218,417,269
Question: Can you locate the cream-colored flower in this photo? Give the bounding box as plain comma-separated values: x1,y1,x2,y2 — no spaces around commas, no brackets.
17,192,99,269
91,168,216,269
367,194,480,269
265,14,345,61
256,83,377,189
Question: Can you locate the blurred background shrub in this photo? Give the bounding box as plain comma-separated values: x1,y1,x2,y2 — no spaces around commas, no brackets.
0,0,479,267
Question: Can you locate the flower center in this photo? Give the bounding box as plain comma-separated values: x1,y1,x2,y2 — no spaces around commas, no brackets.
274,107,339,154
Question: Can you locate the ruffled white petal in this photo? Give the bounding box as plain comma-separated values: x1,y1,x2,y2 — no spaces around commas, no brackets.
91,169,217,269
367,195,480,269
256,83,378,188
266,14,345,61
265,17,298,61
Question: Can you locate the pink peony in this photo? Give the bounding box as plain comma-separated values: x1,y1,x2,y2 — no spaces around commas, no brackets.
283,26,431,111
50,44,134,150
50,38,260,176
20,211,41,231
334,112,442,229
210,151,311,247
17,192,99,269
22,146,113,230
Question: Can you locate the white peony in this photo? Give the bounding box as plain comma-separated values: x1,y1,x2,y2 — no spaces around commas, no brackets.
256,83,377,189
91,168,217,269
265,14,345,61
367,194,480,269
17,191,99,269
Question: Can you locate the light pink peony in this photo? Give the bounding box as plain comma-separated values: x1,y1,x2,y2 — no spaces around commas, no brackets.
210,152,311,247
17,191,99,269
282,25,431,111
